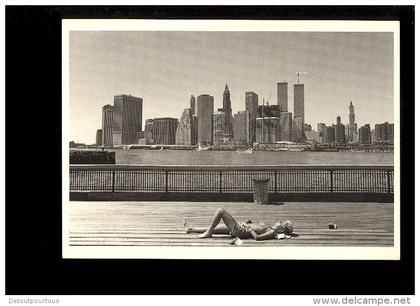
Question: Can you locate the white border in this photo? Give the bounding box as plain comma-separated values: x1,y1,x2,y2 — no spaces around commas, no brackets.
62,19,400,260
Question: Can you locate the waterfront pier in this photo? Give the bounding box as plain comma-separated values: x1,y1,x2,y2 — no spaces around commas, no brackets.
69,201,394,247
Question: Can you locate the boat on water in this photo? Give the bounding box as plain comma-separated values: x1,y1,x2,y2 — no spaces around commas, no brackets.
236,149,253,154
197,143,211,151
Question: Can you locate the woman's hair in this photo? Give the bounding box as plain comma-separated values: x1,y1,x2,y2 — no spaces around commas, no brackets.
284,220,293,234
275,220,293,234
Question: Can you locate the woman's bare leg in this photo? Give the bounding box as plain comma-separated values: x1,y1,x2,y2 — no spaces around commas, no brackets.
198,208,238,238
184,218,230,234
186,225,230,234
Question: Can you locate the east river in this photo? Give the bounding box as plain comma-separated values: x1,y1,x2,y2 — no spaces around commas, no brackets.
110,149,393,166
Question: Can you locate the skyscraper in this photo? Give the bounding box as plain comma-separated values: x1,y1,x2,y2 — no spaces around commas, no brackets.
233,110,250,145
349,101,356,140
222,84,234,138
145,119,154,145
113,94,143,145
245,92,258,144
324,126,335,144
359,124,372,145
176,108,197,146
294,84,304,123
197,94,214,146
374,122,393,144
279,112,292,141
190,95,196,115
213,111,227,146
96,129,102,147
334,116,346,145
153,117,179,145
277,82,288,112
257,105,281,118
293,84,304,143
102,104,114,148
256,117,281,143
292,116,304,143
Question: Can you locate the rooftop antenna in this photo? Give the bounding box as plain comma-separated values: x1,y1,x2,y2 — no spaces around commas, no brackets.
295,71,307,84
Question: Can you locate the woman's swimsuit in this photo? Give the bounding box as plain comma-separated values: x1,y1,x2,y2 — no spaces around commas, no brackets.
230,222,273,239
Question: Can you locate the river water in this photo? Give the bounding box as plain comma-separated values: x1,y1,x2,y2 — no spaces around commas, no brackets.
111,149,393,166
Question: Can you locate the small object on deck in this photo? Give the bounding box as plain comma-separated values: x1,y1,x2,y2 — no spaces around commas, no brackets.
329,224,338,229
229,237,243,246
276,233,286,239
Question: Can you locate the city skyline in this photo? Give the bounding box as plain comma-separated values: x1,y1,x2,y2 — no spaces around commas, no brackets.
70,31,394,144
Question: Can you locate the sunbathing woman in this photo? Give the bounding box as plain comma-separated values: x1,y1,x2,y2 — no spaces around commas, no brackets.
184,208,293,241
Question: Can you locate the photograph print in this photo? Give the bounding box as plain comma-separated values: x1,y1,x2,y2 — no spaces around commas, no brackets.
63,20,399,259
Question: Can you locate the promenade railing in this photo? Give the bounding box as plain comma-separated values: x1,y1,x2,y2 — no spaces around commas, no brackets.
69,165,394,194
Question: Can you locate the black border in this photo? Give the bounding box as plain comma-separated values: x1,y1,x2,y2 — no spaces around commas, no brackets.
5,6,414,295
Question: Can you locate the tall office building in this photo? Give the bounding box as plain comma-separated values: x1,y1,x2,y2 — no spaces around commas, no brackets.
213,111,228,146
145,119,154,145
294,84,305,123
96,129,103,147
190,95,196,115
292,84,304,143
305,130,321,143
324,126,335,144
233,110,250,145
349,101,356,140
113,94,143,145
152,117,178,145
359,124,372,145
277,82,288,112
257,104,281,118
389,123,394,145
334,116,346,145
317,123,327,142
292,116,304,143
176,108,197,146
279,112,292,141
102,104,114,148
245,92,258,144
221,84,234,138
374,122,393,144
256,117,281,143
197,94,214,146
95,129,102,147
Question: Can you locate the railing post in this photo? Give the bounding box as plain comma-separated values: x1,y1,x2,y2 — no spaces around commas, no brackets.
111,170,115,193
219,171,223,193
165,170,169,193
330,170,334,193
274,170,278,193
387,170,391,194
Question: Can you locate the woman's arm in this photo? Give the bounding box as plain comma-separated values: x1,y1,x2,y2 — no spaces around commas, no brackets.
249,229,277,241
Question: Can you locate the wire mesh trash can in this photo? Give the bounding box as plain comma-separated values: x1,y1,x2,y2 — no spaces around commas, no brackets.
252,178,270,204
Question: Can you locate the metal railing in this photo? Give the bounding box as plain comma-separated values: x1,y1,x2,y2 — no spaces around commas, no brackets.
69,165,394,194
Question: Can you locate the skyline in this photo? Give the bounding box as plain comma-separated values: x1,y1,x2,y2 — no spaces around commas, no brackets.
69,31,394,144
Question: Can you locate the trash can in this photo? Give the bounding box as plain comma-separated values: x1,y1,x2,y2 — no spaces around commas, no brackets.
252,178,270,204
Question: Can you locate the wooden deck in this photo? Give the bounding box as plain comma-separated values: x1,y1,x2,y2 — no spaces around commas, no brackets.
68,201,394,247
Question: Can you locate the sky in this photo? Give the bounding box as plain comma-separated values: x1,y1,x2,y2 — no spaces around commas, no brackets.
69,31,394,144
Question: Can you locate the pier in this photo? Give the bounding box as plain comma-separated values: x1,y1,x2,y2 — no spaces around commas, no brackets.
69,201,394,248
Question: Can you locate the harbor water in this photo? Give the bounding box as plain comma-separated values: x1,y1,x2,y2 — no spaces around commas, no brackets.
111,149,393,166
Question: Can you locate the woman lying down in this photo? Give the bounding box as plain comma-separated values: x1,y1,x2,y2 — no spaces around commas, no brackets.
184,208,293,241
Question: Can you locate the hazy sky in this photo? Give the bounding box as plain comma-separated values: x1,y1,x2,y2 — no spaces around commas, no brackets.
69,31,394,144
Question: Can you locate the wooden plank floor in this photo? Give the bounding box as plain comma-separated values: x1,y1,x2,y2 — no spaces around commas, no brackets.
68,201,394,247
